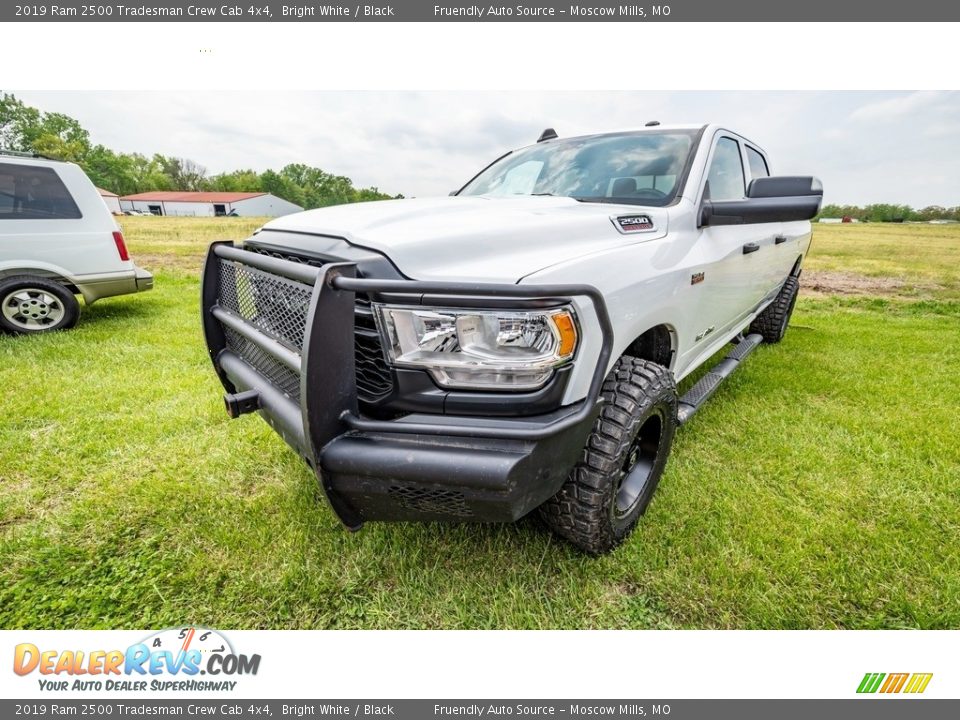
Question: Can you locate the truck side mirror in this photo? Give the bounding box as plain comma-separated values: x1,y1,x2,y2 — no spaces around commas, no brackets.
747,176,823,199
700,176,823,227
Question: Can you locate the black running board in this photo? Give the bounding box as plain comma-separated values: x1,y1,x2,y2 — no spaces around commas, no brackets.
677,333,763,425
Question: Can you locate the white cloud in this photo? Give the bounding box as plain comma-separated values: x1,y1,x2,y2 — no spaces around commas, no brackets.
849,91,949,122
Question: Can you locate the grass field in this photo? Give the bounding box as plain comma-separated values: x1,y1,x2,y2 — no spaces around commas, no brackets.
1,219,958,629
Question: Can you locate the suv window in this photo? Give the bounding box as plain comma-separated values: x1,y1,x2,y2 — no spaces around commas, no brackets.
746,146,770,179
0,163,82,220
705,137,745,201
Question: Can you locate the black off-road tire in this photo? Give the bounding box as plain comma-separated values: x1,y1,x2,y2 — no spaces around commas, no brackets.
0,275,80,335
539,356,678,555
750,275,799,343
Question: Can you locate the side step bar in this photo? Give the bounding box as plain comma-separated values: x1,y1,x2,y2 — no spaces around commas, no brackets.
677,333,763,425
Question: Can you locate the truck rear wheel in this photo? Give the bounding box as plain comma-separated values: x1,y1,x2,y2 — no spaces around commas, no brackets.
0,276,80,334
539,356,677,555
750,275,799,343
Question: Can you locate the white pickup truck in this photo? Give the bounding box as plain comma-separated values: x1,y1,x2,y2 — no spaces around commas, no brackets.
201,124,822,553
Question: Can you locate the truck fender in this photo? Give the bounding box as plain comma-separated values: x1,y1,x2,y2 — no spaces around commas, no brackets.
623,323,678,370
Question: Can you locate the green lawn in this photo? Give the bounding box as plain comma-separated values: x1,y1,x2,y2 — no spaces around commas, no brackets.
1,219,958,629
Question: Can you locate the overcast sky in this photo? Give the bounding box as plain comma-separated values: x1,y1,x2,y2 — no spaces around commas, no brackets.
13,91,960,207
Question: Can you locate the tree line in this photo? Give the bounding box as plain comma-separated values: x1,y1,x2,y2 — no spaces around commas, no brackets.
818,203,960,222
0,93,401,208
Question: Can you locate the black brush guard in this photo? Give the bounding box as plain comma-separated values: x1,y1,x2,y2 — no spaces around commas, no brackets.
201,242,614,529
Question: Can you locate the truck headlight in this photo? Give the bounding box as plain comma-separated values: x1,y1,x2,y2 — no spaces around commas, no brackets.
372,305,578,390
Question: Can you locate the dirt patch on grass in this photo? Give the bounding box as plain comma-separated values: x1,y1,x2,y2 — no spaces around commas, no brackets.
134,252,206,275
802,270,943,298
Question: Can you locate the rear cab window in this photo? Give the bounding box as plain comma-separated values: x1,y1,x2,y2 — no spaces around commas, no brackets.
0,162,82,220
745,146,770,179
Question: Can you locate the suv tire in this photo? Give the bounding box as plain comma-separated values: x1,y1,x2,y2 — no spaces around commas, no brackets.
750,275,799,343
0,276,80,334
539,356,678,555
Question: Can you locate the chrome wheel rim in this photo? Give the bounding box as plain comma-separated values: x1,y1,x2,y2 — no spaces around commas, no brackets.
2,288,66,330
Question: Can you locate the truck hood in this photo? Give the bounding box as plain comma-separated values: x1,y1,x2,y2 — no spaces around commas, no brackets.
260,196,669,282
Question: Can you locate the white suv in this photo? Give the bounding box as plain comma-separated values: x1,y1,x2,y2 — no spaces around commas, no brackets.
0,152,153,333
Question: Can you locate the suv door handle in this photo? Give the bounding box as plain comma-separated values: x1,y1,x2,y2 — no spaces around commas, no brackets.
774,235,788,245
742,242,760,254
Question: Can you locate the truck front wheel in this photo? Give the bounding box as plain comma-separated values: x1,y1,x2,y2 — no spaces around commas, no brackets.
539,356,678,555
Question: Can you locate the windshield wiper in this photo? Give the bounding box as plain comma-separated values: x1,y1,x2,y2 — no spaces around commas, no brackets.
574,197,654,206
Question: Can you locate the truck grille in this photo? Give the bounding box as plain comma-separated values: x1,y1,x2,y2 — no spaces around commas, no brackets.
220,246,395,402
223,326,301,399
354,296,395,398
218,260,311,350
388,484,472,518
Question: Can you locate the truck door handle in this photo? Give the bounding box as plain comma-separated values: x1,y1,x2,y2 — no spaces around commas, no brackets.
774,235,788,245
742,242,760,254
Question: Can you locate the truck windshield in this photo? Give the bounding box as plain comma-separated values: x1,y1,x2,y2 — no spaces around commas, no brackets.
459,130,698,207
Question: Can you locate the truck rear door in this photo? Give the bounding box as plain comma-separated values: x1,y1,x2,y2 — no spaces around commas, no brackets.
742,143,797,297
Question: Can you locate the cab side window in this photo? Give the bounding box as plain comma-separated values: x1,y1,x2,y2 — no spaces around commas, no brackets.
705,137,745,201
746,146,770,179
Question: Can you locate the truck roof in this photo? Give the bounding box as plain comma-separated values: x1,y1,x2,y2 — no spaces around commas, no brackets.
537,123,707,140
522,124,766,157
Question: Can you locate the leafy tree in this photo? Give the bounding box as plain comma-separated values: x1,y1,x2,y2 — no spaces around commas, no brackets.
818,203,957,222
0,92,41,150
917,205,947,221
83,145,138,195
0,93,90,161
1,92,402,207
30,134,88,163
161,156,207,191
260,169,306,208
207,169,262,193
128,154,175,192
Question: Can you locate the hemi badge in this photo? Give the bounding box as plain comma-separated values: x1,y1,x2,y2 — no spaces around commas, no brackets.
612,214,655,234
691,272,705,285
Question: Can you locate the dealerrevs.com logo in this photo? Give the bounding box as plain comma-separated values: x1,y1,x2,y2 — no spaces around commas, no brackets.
13,627,261,692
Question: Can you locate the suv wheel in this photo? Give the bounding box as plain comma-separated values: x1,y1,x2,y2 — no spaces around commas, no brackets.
539,356,678,555
0,276,80,334
750,275,800,343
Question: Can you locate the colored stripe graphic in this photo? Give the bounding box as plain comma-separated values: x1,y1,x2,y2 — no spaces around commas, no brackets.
857,672,933,694
857,673,885,693
904,673,934,694
880,673,909,693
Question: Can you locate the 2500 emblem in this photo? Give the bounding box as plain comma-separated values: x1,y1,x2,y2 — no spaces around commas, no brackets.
612,214,655,233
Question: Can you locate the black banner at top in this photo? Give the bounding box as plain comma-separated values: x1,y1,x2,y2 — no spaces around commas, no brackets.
5,0,959,22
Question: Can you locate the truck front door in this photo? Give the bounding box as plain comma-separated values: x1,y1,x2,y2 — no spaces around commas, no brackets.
694,134,779,345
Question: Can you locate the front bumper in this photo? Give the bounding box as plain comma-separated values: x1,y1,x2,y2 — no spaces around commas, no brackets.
201,242,612,528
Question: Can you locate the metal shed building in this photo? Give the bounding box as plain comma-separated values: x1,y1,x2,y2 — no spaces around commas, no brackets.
118,191,303,217
97,187,123,214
